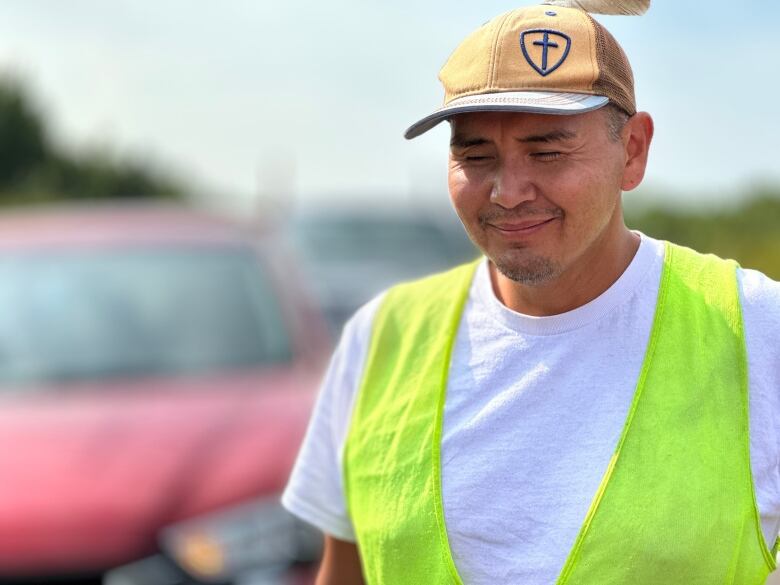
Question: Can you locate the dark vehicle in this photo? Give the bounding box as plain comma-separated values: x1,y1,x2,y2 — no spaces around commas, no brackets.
289,206,478,335
0,203,329,584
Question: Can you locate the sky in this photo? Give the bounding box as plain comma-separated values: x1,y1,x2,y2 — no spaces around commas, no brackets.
0,1,776,215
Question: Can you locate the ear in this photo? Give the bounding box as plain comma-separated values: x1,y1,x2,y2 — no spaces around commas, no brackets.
620,112,654,192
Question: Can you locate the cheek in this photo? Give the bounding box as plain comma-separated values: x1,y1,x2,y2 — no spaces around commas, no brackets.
447,165,490,221
556,171,622,238
447,171,469,215
552,159,619,206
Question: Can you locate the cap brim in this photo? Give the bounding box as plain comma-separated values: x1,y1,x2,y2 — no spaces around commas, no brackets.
404,91,609,139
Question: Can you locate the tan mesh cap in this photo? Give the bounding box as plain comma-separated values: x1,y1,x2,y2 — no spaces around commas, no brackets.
404,4,636,139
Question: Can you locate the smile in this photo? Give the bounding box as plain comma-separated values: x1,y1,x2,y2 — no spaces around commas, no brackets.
488,217,558,236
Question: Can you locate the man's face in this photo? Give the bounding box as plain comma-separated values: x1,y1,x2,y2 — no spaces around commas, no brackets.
448,109,630,286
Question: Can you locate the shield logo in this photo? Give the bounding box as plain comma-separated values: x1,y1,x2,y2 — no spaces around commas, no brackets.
520,29,572,77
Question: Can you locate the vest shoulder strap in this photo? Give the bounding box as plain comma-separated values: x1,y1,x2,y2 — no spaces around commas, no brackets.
344,259,478,585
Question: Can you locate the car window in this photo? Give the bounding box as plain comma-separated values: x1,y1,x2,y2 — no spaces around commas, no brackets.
0,247,292,387
294,217,457,269
290,214,478,335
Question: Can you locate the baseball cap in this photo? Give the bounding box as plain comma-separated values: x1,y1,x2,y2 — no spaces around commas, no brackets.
404,3,639,139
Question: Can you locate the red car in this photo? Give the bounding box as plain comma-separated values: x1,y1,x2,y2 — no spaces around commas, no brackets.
0,203,329,584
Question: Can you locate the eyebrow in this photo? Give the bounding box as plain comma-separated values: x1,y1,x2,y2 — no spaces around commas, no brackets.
517,129,577,143
449,128,577,149
450,135,490,149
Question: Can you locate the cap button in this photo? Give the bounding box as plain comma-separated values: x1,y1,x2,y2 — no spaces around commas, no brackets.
545,10,557,16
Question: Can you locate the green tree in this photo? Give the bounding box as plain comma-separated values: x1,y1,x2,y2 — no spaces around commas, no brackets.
627,189,780,279
0,80,50,187
0,76,184,203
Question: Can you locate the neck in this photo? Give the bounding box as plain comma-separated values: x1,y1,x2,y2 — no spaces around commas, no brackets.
490,227,640,317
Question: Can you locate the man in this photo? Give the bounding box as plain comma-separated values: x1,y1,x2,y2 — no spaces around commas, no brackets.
283,2,780,584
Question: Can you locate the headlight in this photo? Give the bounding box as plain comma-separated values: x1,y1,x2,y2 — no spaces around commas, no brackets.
160,496,322,584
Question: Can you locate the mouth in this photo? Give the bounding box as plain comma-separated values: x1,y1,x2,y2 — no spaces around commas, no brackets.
487,217,558,235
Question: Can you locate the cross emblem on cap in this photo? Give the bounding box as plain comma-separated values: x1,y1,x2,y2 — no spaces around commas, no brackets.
519,29,572,77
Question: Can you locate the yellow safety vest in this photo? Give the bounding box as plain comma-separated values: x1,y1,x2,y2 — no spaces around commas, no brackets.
344,242,777,584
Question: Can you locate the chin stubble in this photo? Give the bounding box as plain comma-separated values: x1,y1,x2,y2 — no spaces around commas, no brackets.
492,253,561,286
477,206,564,286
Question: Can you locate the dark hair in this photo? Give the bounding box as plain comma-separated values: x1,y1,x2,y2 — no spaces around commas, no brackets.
604,103,630,142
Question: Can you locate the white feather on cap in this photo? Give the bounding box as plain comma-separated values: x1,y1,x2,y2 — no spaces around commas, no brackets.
541,0,650,15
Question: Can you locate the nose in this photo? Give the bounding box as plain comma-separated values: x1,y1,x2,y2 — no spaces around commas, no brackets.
490,159,538,209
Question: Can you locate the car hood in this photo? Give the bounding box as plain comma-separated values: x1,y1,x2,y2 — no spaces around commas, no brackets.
0,367,318,575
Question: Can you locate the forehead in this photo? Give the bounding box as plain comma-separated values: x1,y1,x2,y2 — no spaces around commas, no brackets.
448,109,605,140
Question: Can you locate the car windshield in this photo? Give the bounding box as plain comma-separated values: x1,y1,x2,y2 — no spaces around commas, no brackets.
0,247,292,387
294,216,464,270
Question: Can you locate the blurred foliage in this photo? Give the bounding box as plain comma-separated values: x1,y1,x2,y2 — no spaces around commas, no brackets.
0,76,183,203
627,187,780,279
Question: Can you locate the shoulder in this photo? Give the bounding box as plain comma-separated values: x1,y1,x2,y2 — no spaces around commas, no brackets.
338,262,479,339
739,267,780,317
376,260,481,321
738,267,780,351
340,292,386,355
322,292,387,416
736,269,780,542
663,242,777,308
335,259,480,377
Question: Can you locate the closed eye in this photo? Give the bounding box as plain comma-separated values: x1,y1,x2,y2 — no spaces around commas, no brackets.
532,152,561,161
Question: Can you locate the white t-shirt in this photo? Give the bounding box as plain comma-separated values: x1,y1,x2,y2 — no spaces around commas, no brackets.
282,234,780,584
